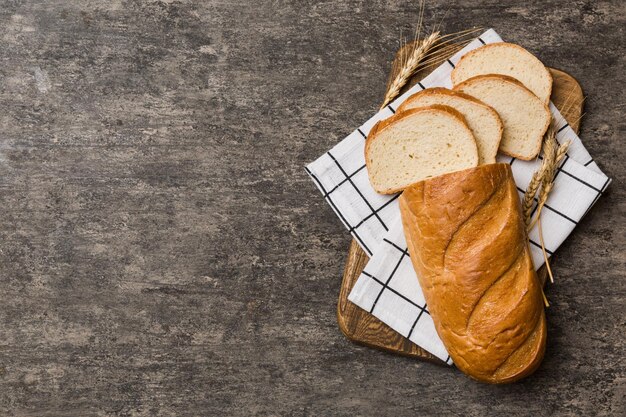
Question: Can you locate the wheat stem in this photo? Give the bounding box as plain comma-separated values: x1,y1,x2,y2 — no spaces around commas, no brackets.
538,217,555,284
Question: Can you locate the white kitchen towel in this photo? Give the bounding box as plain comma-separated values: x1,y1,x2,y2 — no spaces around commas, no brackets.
306,29,611,364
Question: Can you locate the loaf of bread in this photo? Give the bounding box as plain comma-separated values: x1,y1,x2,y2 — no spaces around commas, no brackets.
399,163,546,384
453,75,551,160
365,105,478,194
397,88,503,164
451,42,553,103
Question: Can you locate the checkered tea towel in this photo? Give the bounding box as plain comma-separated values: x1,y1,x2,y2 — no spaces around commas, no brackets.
306,29,611,364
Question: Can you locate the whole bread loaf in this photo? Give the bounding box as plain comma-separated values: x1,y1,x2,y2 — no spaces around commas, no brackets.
399,163,546,383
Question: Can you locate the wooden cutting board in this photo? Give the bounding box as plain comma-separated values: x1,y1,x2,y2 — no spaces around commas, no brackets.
337,40,584,363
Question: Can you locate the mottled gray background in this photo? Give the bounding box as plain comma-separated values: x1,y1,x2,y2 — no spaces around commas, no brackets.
0,1,623,416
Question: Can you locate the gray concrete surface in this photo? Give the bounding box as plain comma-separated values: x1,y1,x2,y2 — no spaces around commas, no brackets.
0,1,624,416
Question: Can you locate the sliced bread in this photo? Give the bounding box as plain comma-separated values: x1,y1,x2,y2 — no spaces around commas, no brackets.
451,42,553,104
397,88,503,164
453,75,550,160
365,105,479,194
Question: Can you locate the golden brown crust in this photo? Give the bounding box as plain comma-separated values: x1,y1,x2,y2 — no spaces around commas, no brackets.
398,87,501,119
399,163,546,383
450,42,553,103
365,105,478,194
452,75,551,161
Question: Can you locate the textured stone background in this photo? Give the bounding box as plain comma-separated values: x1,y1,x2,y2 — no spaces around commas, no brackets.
0,1,624,416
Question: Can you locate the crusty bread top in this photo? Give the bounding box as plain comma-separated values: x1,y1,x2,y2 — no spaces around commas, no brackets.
453,74,551,160
365,105,478,194
397,87,493,112
458,73,528,89
366,104,473,151
367,104,469,140
397,88,503,164
451,42,553,104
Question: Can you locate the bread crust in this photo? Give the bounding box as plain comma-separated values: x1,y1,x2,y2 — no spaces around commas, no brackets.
398,87,501,119
450,42,553,103
453,74,551,160
399,163,546,384
365,105,479,194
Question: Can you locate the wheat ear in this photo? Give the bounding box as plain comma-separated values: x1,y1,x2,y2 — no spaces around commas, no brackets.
528,138,570,233
528,136,570,287
380,28,482,109
525,131,558,307
522,126,557,227
381,32,441,109
523,112,571,297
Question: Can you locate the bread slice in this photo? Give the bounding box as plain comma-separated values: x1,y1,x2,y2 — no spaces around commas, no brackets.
451,42,553,104
397,88,503,164
453,75,550,160
365,105,478,194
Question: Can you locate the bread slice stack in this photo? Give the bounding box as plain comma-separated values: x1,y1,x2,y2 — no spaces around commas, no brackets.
449,42,553,160
397,88,503,164
454,75,550,160
366,41,553,195
365,106,478,194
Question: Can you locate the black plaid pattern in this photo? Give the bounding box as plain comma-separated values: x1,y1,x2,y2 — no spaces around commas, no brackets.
371,239,432,341
369,243,409,313
305,166,373,256
327,151,389,232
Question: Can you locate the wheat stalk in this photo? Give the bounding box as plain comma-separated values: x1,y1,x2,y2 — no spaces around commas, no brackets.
381,32,441,109
379,0,481,110
380,29,482,109
522,112,571,296
523,128,558,306
524,128,570,289
522,84,583,294
380,0,483,109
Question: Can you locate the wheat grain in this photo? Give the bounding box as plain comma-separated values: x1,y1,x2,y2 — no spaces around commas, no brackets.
381,32,441,109
380,29,482,109
523,126,557,227
529,138,570,232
